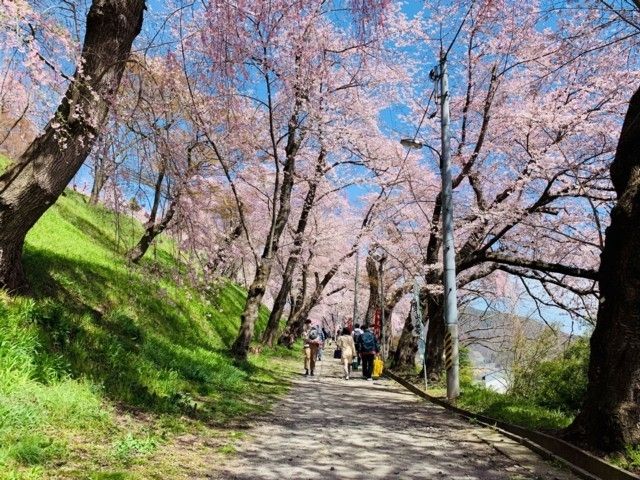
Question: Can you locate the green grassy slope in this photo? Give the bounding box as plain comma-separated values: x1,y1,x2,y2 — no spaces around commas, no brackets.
0,173,294,479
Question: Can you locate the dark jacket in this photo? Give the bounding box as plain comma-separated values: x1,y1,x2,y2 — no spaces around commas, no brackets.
357,330,379,354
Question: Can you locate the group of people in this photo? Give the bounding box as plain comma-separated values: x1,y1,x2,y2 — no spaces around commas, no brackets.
302,320,380,381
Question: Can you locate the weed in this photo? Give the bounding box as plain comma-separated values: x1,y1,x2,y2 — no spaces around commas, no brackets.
217,444,237,456
112,433,159,464
5,434,66,466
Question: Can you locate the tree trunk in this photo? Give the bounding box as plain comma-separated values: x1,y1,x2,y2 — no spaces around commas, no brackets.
277,261,310,347
392,288,444,378
0,0,145,293
381,298,396,359
392,309,419,370
278,303,308,347
231,128,299,358
279,253,352,347
364,254,380,327
126,163,173,263
230,259,272,358
89,154,109,204
424,293,446,380
127,195,178,264
565,86,640,452
261,151,325,346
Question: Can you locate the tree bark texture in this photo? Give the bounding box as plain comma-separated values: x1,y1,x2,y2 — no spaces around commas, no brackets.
423,292,445,379
392,288,445,379
565,86,640,452
364,254,380,328
231,259,272,358
0,0,146,293
381,286,405,359
261,152,325,346
392,309,419,370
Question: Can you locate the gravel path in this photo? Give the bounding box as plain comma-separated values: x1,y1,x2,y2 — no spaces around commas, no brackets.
215,349,578,480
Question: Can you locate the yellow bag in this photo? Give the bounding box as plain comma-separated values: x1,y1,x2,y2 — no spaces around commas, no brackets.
373,357,384,378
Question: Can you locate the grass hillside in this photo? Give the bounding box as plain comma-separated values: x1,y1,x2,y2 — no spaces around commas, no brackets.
0,165,295,479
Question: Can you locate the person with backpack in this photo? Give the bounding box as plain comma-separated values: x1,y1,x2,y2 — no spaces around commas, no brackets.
336,327,357,380
356,325,379,381
303,320,321,376
352,323,364,367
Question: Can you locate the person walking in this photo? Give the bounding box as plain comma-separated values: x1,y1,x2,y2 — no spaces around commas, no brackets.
352,323,364,368
316,327,326,361
303,320,321,376
335,327,357,380
322,327,331,346
356,325,379,381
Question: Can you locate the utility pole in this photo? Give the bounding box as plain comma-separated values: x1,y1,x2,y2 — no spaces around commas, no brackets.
353,249,359,327
438,51,460,400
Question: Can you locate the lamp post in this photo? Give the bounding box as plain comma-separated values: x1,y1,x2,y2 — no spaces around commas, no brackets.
400,52,460,400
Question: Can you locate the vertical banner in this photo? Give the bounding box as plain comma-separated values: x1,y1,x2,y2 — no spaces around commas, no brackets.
373,308,382,338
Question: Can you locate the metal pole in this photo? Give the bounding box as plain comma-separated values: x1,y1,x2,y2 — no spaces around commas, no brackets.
439,52,460,400
353,249,359,327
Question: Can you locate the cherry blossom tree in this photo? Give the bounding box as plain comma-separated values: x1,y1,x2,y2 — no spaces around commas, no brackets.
387,0,636,378
0,0,146,292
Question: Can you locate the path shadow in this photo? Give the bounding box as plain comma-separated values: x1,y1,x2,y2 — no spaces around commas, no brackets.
216,353,578,480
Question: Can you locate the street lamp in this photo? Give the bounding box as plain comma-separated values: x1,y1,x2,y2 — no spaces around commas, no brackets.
401,54,460,400
400,138,425,149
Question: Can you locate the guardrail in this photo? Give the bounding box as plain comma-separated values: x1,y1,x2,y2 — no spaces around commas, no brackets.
385,371,640,480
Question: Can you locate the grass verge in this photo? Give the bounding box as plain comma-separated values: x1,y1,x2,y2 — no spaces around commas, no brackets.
0,180,297,479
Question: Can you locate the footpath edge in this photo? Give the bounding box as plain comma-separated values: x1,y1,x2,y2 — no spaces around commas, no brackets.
385,370,640,480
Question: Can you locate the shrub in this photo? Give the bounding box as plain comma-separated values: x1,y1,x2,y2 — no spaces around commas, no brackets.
511,338,589,414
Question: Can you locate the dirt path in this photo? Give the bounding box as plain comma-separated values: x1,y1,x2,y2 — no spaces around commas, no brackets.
215,349,578,480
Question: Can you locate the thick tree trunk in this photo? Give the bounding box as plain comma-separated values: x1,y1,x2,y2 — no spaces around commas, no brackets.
424,292,446,379
392,309,419,370
392,289,445,379
278,262,310,347
364,255,380,327
261,152,324,346
230,259,272,357
565,87,640,452
0,0,145,293
262,262,297,346
381,300,396,359
278,303,308,347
